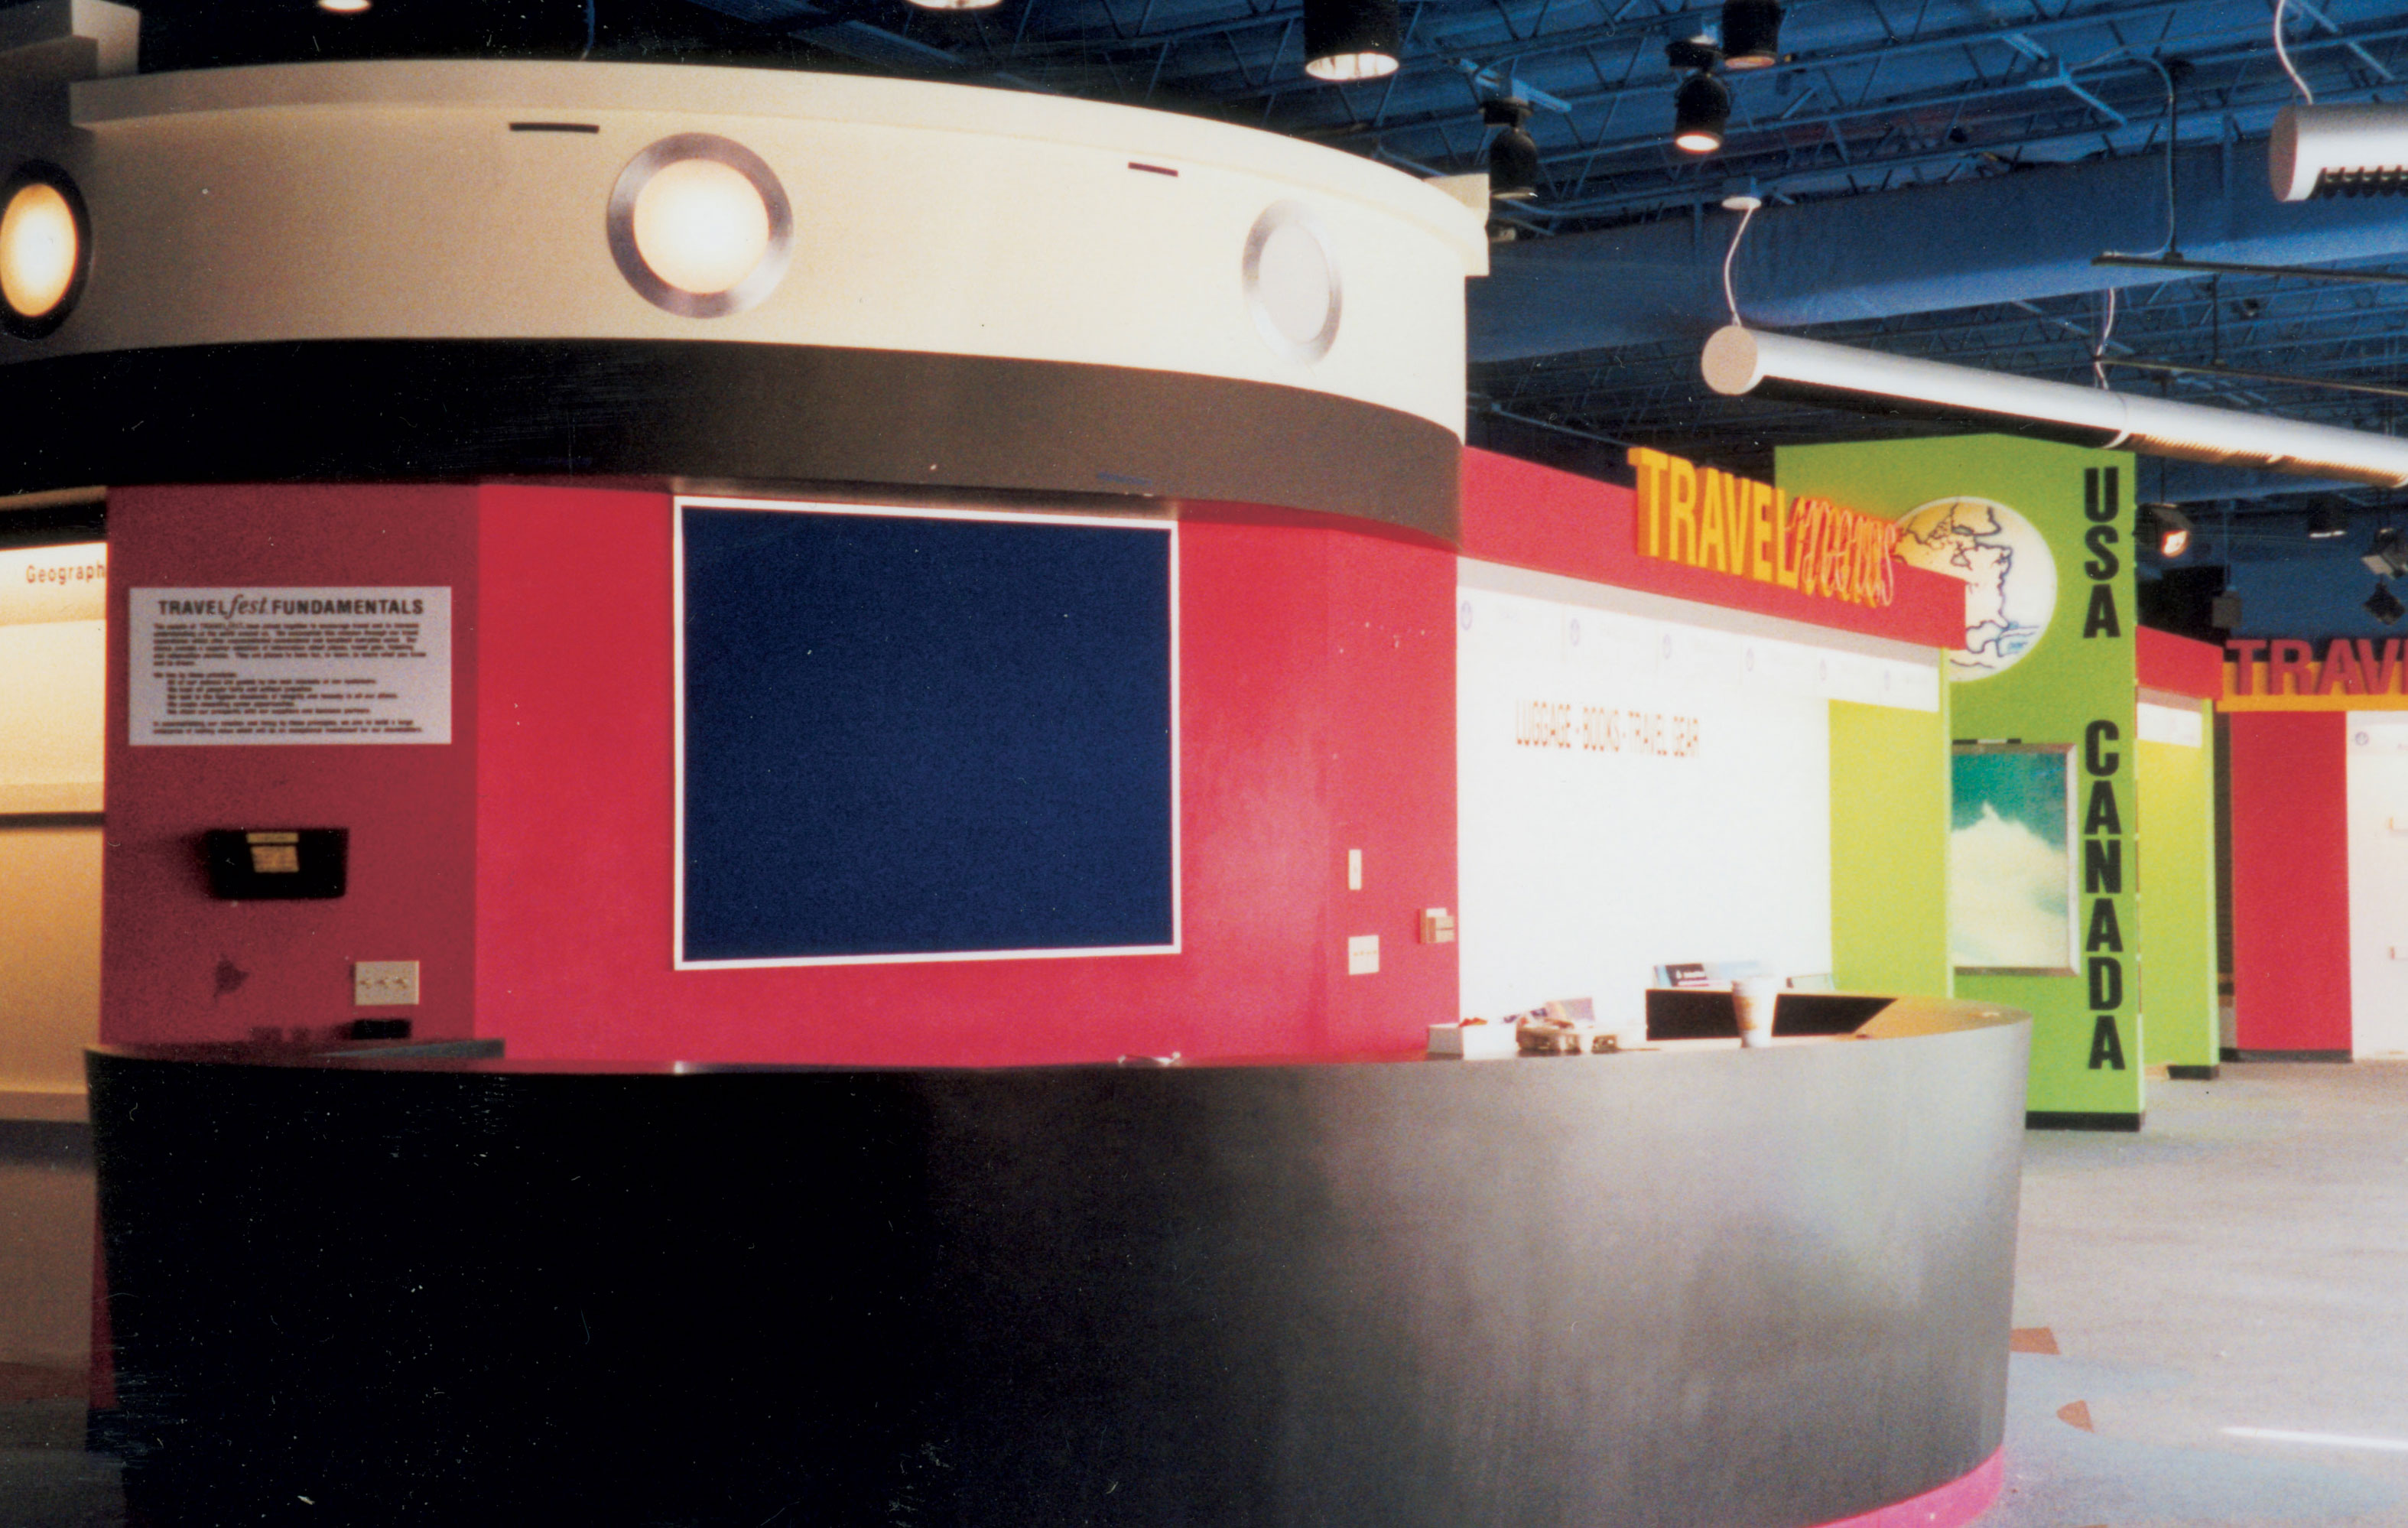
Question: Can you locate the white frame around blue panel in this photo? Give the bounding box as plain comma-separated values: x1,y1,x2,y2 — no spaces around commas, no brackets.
672,495,1181,970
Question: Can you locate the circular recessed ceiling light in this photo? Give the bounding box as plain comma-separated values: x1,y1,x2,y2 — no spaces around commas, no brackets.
1243,203,1340,363
317,0,371,12
607,134,792,318
0,164,90,340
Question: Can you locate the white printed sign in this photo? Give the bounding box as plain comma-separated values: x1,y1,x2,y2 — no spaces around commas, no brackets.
0,543,106,627
130,587,451,745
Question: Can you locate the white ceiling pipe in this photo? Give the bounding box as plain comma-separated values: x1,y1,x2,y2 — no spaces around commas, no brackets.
2270,103,2408,201
1701,325,2408,488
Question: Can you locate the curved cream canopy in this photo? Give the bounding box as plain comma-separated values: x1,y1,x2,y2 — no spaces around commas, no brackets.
28,60,1484,438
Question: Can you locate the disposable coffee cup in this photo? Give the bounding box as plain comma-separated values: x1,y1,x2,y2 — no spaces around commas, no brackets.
1732,977,1781,1048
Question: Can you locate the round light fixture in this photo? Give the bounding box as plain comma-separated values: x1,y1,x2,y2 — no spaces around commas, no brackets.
1719,0,1783,69
0,164,90,340
317,0,372,12
607,135,791,319
1243,202,1341,362
1304,0,1400,80
1674,72,1731,154
1483,99,1540,201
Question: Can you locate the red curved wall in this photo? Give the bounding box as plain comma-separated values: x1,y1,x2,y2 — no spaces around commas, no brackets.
101,483,1460,1065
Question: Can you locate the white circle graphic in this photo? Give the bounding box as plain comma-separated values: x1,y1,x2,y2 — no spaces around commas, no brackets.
1896,496,2061,681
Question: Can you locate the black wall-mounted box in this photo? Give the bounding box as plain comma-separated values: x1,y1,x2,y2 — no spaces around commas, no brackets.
202,828,348,900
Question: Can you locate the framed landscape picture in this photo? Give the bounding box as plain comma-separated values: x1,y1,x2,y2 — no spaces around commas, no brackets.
1950,743,2076,975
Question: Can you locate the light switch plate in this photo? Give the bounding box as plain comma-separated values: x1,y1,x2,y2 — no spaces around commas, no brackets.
1347,935,1379,975
1347,849,1363,892
354,960,421,1006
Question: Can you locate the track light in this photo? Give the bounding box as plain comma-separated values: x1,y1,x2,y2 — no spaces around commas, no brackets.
2364,526,2408,577
1483,99,1539,201
2309,500,2352,539
2271,103,2408,200
1699,325,2408,488
2143,503,2195,559
2370,582,2407,626
1719,0,1782,69
1674,72,1730,154
1304,0,1399,81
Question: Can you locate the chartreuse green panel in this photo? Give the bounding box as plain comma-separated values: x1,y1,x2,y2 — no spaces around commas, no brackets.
1830,694,1951,997
2138,702,2218,1071
1780,435,2143,1127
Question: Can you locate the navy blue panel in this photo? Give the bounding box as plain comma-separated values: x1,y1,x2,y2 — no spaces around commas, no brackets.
681,507,1174,962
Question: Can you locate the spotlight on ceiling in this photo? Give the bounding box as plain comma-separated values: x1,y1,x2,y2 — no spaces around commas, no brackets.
1483,99,1540,201
2143,503,2195,559
2309,500,2352,539
1304,0,1400,81
2271,102,2408,201
0,164,90,340
1699,326,2408,487
1719,0,1782,69
317,0,370,11
2370,582,2407,626
1720,177,1765,211
1673,71,1731,154
2364,526,2408,577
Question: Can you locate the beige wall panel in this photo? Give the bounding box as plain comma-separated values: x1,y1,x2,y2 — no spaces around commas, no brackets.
0,825,100,1096
0,621,102,799
0,1153,95,1367
31,63,1481,435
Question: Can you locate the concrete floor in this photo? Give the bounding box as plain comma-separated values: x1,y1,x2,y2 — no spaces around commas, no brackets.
3,1061,2404,1527
1981,1061,2408,1528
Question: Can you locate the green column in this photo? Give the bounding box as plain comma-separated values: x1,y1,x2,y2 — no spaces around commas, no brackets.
1783,434,2144,1127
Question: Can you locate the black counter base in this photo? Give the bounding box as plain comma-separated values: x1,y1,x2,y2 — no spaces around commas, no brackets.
89,1019,2028,1528
2026,1110,2145,1132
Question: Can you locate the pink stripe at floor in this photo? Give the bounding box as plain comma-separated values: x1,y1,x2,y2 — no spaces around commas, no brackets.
1809,1448,2003,1528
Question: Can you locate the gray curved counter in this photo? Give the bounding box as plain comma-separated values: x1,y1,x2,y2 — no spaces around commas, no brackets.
87,996,2027,1527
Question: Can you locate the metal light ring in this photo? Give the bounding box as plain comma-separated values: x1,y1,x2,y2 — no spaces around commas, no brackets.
0,161,93,342
606,133,795,320
1243,200,1342,365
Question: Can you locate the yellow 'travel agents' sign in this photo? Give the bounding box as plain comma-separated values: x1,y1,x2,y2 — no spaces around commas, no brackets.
1629,447,1899,608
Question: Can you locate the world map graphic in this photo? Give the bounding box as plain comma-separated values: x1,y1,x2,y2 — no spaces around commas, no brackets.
1894,496,2058,681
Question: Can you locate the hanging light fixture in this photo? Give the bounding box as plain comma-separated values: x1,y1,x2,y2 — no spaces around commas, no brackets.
1719,0,1782,69
1484,99,1540,201
1304,0,1400,82
1674,71,1730,154
2143,503,2195,559
2308,500,2352,538
1700,325,2408,487
2271,103,2408,200
2369,582,2407,625
2364,526,2408,577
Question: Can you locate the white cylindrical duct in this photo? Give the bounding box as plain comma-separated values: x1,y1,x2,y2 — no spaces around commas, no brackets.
1702,324,2128,432
1701,324,2408,488
2270,103,2408,201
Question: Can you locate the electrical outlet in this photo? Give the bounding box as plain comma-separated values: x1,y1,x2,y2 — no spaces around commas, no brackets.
353,960,420,1006
1347,935,1379,975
